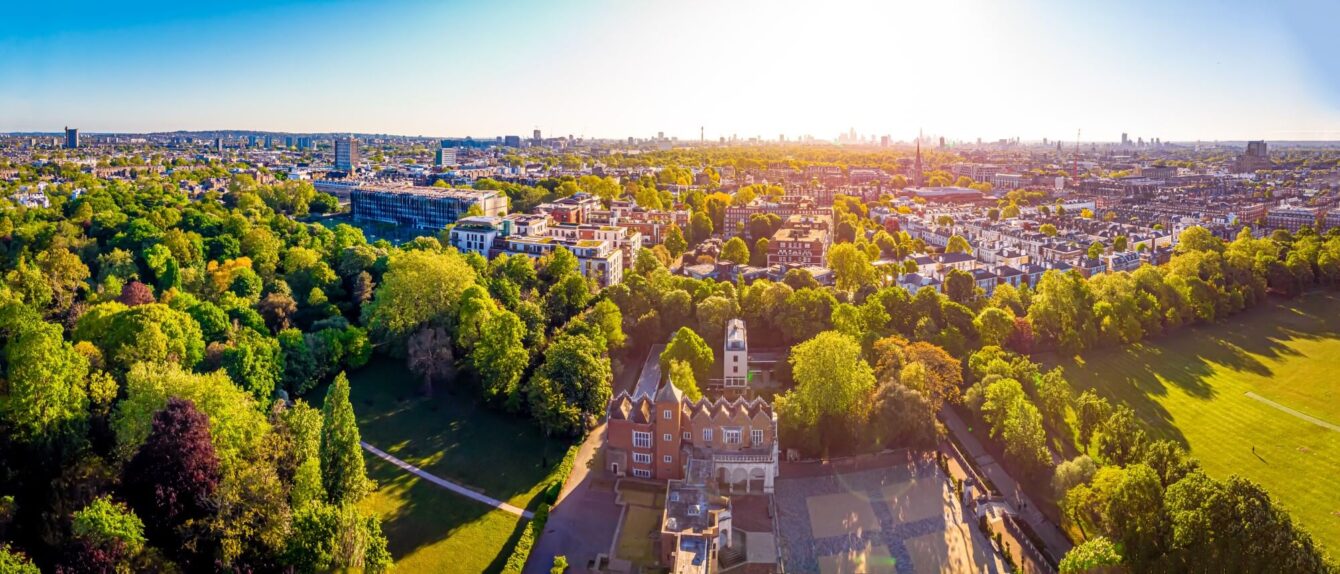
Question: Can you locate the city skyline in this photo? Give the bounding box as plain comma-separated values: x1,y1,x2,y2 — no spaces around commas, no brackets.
3,0,1340,141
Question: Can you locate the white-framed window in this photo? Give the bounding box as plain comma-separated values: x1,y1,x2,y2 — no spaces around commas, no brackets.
663,409,672,420
703,428,713,442
663,455,673,463
633,431,651,449
663,433,672,442
752,429,764,446
683,432,691,440
633,452,651,464
724,429,741,444
633,468,651,478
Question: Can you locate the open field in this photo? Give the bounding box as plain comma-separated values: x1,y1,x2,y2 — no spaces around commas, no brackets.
1044,292,1340,552
321,359,571,572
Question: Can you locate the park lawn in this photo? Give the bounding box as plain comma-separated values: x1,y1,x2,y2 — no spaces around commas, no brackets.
1043,291,1340,553
360,455,528,573
318,358,572,572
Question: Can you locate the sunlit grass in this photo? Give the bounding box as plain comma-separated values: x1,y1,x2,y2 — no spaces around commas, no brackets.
1044,292,1340,553
313,358,572,572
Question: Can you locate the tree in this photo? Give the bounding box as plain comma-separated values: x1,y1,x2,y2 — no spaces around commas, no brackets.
667,359,703,400
663,224,687,260
123,398,221,568
720,236,750,264
1052,455,1098,498
828,243,875,292
1040,223,1058,237
320,372,371,506
945,235,972,254
472,310,528,406
782,268,820,291
220,328,283,403
777,331,876,454
660,327,715,382
1096,405,1147,466
0,545,39,574
362,249,477,350
285,501,392,573
974,307,1014,347
72,496,146,552
688,211,713,244
942,269,978,305
1075,390,1111,451
74,302,205,374
526,333,612,436
113,363,268,468
751,237,770,267
870,380,937,449
404,324,452,396
1,305,90,439
1034,367,1073,429
1088,241,1105,260
1030,270,1097,353
1059,536,1123,573
118,280,156,306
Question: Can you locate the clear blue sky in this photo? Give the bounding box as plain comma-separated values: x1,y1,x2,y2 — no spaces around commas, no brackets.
2,0,1338,141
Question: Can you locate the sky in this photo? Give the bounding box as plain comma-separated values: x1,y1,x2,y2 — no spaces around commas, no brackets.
2,0,1339,142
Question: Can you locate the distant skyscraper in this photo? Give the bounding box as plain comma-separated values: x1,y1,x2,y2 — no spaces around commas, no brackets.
64,126,79,149
1121,132,1129,145
504,135,521,148
533,129,542,141
264,135,274,148
215,137,223,152
335,137,360,172
284,136,294,148
248,135,258,147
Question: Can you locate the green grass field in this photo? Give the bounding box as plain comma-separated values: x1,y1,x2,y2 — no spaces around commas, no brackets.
326,359,571,572
1045,292,1340,553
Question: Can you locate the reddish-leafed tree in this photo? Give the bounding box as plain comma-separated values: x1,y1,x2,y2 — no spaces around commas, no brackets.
118,280,156,306
1007,316,1035,354
55,538,126,574
122,398,221,568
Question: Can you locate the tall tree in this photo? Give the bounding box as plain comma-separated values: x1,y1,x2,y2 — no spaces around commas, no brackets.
320,373,370,506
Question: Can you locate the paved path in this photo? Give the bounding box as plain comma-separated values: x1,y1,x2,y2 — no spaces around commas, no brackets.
524,424,621,574
939,408,1072,562
1245,392,1340,432
360,441,533,519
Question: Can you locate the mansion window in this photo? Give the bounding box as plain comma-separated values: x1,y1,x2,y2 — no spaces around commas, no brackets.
633,431,651,449
663,409,672,420
703,428,713,442
724,429,741,444
633,469,651,478
663,455,673,463
633,452,651,464
664,433,672,442
752,429,764,446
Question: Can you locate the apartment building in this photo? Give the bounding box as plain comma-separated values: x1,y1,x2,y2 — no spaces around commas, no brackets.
351,184,507,230
766,215,830,267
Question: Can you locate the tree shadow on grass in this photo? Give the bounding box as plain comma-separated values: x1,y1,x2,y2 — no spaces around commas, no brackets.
347,358,571,508
368,455,535,574
1044,292,1340,448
